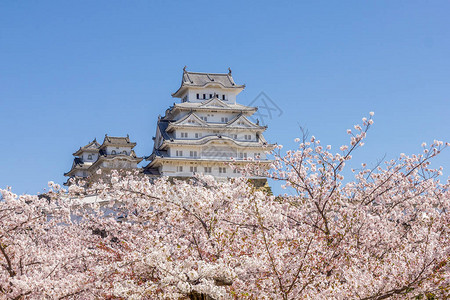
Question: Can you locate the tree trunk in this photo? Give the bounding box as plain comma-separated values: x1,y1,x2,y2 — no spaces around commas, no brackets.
188,291,215,300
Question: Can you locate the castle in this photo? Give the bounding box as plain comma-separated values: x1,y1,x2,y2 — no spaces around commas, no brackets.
64,68,274,184
64,135,142,185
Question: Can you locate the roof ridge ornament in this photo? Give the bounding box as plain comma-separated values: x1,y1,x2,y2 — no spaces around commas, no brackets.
183,67,193,83
228,67,232,75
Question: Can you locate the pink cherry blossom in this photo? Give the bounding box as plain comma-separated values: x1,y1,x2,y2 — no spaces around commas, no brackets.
1,113,448,299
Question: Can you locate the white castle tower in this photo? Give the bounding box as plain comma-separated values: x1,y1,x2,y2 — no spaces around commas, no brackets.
144,68,275,181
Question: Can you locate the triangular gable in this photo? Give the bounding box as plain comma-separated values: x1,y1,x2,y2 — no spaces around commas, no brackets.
73,140,100,156
227,115,259,128
199,98,231,109
83,140,100,149
173,112,207,126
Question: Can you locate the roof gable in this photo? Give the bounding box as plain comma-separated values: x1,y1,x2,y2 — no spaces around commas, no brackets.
73,139,100,156
84,140,101,149
227,115,259,128
199,97,231,109
100,135,136,149
172,68,245,97
173,113,207,127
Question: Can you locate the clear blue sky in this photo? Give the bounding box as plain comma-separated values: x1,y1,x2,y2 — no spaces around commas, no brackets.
1,1,449,195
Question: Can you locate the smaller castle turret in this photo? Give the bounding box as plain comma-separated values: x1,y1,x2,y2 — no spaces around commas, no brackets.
64,135,142,185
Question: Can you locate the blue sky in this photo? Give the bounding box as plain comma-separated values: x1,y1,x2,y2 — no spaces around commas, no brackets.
1,1,449,195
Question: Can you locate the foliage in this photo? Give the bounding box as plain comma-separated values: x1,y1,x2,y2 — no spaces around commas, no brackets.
1,114,449,299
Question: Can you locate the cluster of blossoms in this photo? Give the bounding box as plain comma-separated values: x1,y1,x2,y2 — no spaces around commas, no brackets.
1,114,449,299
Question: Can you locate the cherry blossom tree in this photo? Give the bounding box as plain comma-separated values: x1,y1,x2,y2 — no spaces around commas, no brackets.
0,184,104,299
1,113,448,299
256,113,449,299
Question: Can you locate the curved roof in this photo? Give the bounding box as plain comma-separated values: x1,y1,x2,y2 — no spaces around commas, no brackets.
88,155,143,172
167,112,266,132
161,134,272,149
172,97,257,112
100,134,136,148
172,69,245,97
73,139,100,156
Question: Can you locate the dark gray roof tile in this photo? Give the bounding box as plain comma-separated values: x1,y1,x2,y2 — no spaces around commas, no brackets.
100,134,137,148
72,139,100,156
172,69,245,97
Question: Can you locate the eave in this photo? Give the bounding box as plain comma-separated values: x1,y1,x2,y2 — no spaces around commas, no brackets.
146,156,273,168
87,155,143,172
172,83,245,98
73,148,99,156
166,123,266,133
98,143,137,150
159,136,275,149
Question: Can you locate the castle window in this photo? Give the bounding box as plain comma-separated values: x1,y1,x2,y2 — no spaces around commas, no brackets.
196,93,200,99
244,134,252,140
239,152,247,159
209,94,212,99
190,151,197,157
181,132,188,138
219,167,226,174
254,153,261,158
88,154,92,160
233,168,240,174
203,94,206,99
177,166,183,172
176,150,183,157
221,117,229,123
204,167,212,173
190,166,197,173
222,95,225,100
195,133,202,138
112,150,116,155
232,134,238,139
123,151,128,155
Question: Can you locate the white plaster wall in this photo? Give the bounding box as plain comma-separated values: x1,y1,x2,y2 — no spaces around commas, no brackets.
173,110,240,123
81,153,98,162
167,144,268,160
184,88,237,104
105,146,133,155
174,128,258,142
160,161,253,178
152,84,270,179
